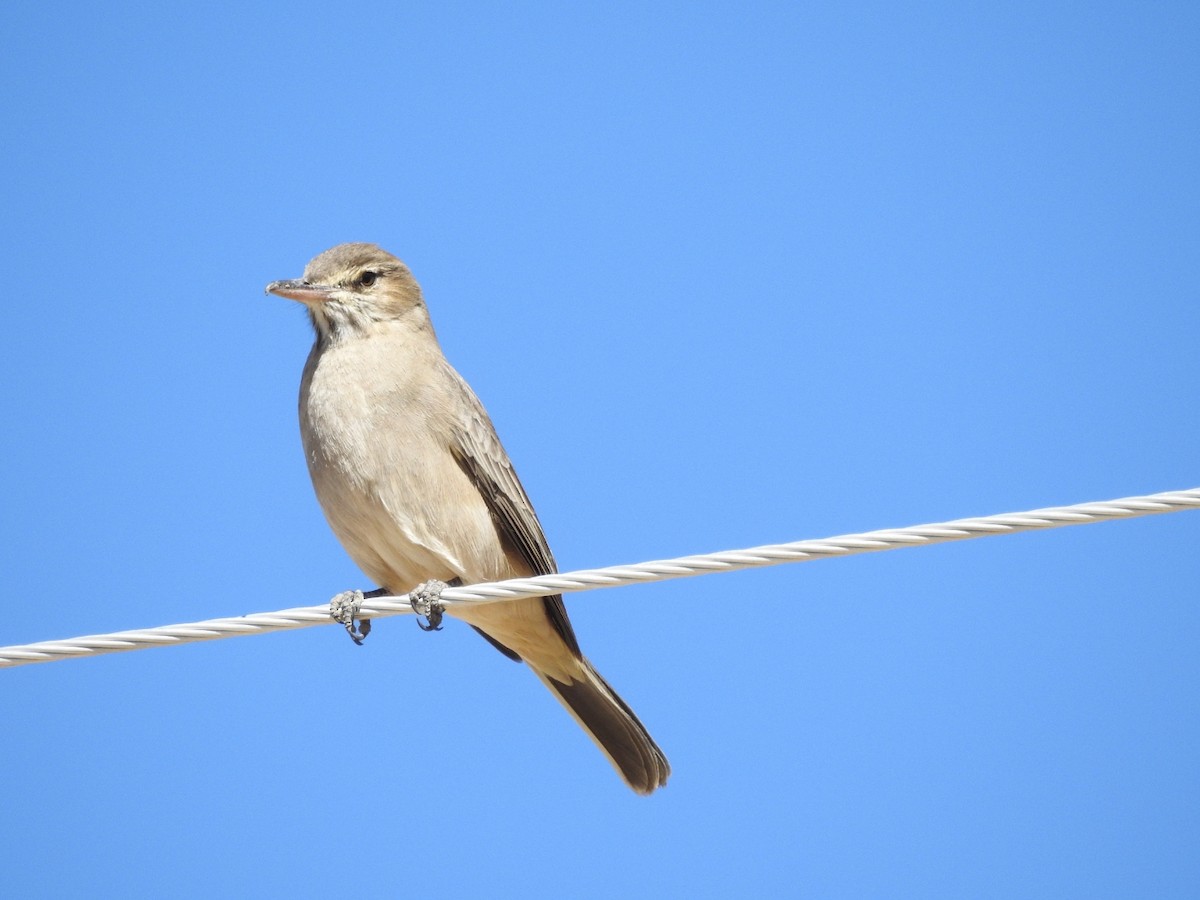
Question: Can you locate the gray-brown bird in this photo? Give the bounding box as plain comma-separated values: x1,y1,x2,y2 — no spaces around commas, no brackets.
267,243,670,794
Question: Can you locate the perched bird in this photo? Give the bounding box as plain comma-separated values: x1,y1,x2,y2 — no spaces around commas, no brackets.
266,243,670,794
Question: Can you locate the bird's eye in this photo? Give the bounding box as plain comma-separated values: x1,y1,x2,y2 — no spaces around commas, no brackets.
359,271,378,287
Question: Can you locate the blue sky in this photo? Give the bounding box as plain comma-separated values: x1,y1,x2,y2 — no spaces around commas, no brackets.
2,2,1198,897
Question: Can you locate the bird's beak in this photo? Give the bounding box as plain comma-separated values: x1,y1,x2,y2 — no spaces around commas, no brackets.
265,279,334,305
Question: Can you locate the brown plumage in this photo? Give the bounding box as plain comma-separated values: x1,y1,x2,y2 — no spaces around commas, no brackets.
267,243,669,794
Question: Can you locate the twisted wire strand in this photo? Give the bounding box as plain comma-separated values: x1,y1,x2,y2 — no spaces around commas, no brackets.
2,487,1197,669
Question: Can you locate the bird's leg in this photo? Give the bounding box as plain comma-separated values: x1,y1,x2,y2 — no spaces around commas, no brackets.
410,578,459,632
329,588,386,645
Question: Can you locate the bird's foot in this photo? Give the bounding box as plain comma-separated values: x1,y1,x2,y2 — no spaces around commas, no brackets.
330,590,373,645
409,580,447,632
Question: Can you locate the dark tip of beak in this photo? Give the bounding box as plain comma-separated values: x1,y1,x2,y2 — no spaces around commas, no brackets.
266,279,333,305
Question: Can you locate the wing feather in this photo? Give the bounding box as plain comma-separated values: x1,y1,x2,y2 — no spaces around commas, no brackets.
447,374,582,659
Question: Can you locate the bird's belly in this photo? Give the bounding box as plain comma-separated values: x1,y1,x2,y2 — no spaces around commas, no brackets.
305,429,512,594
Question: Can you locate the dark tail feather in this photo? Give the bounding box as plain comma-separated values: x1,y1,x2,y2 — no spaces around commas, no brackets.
540,662,670,795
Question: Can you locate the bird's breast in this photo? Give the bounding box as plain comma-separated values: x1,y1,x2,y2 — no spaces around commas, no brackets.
298,337,510,592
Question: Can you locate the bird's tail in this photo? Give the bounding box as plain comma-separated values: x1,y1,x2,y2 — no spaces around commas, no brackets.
535,660,670,795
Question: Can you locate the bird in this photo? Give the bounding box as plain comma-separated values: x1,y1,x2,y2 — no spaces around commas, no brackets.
266,243,670,794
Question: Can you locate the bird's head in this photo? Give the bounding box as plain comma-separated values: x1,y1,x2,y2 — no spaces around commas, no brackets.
266,243,429,341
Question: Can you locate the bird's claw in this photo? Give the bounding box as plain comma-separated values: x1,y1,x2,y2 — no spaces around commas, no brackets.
410,580,447,632
330,590,372,645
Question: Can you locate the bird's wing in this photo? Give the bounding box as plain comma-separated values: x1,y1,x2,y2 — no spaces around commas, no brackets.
448,372,582,659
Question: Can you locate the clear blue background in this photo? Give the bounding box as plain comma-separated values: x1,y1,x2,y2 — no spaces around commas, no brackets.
3,3,1198,897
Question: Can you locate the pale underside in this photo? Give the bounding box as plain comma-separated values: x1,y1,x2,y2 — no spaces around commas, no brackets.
300,328,579,681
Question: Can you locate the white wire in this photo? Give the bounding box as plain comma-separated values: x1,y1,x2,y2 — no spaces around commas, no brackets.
2,487,1197,669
